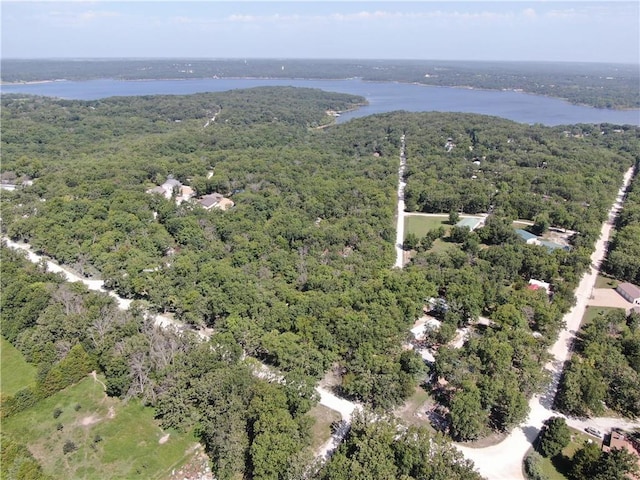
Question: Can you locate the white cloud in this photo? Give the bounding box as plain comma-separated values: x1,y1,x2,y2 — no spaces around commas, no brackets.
45,9,122,26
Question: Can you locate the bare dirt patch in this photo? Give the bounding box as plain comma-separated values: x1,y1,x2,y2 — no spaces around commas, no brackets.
107,406,115,419
159,433,170,444
168,444,213,480
460,430,509,449
589,288,633,310
79,414,101,426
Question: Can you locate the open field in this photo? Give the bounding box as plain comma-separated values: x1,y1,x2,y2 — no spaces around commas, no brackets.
404,215,450,239
1,375,197,480
1,336,37,396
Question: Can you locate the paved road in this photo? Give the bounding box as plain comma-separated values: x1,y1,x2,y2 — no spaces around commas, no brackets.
456,165,636,479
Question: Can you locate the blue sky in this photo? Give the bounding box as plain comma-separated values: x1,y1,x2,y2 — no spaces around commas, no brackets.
2,1,639,63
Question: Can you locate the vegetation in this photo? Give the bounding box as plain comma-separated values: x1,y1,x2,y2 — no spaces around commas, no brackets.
568,440,640,480
1,336,37,396
555,309,640,418
0,434,51,480
2,58,638,109
1,375,195,480
604,165,640,284
2,86,639,476
537,417,571,459
318,410,482,480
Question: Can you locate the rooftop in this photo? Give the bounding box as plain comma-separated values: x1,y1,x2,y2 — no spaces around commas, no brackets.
618,282,640,299
515,229,538,242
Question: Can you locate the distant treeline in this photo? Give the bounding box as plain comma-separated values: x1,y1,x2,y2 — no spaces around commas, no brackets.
2,58,639,109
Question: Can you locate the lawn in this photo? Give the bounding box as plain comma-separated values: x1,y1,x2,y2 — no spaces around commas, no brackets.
1,336,37,396
537,427,595,480
404,215,449,239
1,375,197,480
594,274,619,289
581,306,625,327
307,403,342,453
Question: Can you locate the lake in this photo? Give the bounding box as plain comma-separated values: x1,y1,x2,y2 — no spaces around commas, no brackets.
2,77,639,126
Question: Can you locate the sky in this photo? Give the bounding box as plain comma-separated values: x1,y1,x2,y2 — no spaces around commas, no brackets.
1,1,639,64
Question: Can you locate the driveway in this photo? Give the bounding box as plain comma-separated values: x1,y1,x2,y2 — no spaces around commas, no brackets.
588,288,633,310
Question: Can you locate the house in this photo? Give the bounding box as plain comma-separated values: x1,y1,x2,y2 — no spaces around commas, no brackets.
528,279,551,294
601,430,640,478
538,240,571,252
515,229,538,244
456,217,485,231
146,176,183,200
198,193,235,211
616,282,640,305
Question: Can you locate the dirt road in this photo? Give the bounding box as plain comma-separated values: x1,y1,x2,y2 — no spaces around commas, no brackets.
456,165,635,479
394,134,407,268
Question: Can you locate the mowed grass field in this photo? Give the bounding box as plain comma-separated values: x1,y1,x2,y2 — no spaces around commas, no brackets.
404,215,449,239
2,375,197,480
1,336,37,396
581,306,625,326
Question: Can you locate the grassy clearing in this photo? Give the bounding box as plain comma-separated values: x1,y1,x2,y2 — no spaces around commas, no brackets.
394,385,434,428
430,239,459,254
595,274,619,289
2,375,196,480
538,427,594,480
581,306,625,327
1,336,37,396
307,403,342,452
513,221,533,230
405,215,449,239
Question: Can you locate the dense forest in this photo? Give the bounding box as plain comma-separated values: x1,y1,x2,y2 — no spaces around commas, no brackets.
2,87,639,477
2,58,639,109
555,308,640,419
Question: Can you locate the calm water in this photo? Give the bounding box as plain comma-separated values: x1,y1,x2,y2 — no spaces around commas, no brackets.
2,77,639,126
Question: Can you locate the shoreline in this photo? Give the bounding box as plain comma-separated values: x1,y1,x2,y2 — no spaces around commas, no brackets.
2,76,638,112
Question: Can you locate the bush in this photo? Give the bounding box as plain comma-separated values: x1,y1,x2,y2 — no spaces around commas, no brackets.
62,440,77,455
53,407,63,419
524,451,549,480
0,387,39,419
56,423,63,431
